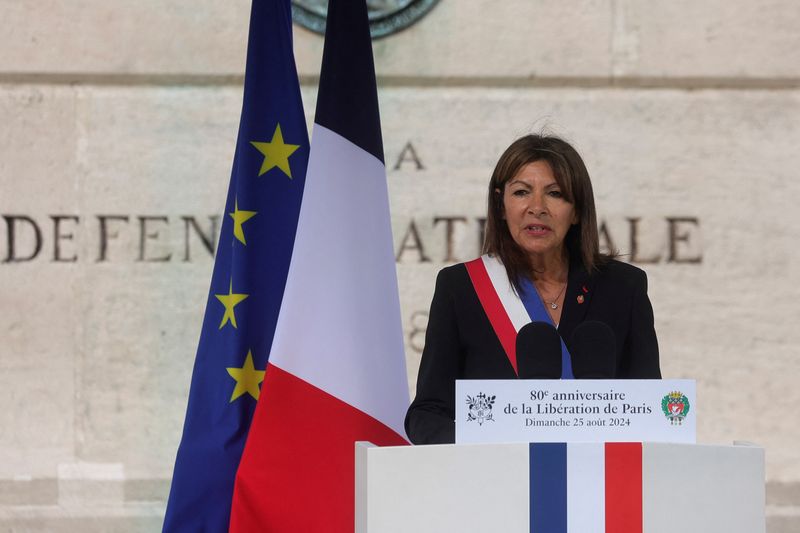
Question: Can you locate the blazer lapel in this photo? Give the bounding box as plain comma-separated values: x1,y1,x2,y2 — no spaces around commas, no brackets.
557,261,595,343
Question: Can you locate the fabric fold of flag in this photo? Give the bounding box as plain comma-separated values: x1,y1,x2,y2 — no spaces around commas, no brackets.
229,0,410,531
162,1,309,530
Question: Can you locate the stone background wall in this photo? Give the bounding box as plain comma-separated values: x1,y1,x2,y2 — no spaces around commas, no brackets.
1,0,798,530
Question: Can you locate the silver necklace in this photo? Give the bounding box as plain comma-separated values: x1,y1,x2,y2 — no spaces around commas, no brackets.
538,280,567,310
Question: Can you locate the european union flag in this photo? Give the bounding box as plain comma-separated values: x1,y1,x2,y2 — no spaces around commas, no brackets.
163,1,309,530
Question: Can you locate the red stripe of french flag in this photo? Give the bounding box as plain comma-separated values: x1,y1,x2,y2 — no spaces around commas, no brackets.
230,365,407,531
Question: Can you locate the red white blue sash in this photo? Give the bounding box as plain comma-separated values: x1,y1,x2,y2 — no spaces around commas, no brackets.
465,254,573,378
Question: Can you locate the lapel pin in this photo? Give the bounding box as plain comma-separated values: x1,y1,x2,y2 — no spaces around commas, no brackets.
582,285,589,293
577,294,585,304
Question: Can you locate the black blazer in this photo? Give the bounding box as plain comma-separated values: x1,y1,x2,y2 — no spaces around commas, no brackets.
405,259,661,444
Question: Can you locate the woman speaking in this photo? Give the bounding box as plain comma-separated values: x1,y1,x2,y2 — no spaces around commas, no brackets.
405,134,661,445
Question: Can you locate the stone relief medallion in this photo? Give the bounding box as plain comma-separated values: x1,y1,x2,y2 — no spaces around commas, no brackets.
291,0,440,39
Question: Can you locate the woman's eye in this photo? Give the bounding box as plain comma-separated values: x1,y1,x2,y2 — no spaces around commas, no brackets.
512,189,528,197
548,190,563,198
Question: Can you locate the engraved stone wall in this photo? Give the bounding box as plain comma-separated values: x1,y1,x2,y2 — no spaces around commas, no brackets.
1,0,798,530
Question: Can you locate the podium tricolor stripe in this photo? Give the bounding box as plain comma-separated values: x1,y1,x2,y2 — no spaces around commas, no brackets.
526,443,642,532
530,443,567,533
567,443,605,533
605,443,643,533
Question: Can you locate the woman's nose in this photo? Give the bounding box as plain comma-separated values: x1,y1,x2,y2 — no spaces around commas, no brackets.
528,193,546,216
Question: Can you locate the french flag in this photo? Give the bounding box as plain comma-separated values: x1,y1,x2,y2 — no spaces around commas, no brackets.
228,0,410,531
529,442,643,533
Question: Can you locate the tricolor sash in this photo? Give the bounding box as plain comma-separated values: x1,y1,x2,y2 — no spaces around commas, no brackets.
465,255,574,378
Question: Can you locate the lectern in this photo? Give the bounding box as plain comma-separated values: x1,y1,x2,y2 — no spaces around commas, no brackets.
355,441,764,533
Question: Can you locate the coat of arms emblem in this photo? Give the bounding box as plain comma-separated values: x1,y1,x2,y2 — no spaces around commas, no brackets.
466,392,495,425
661,391,691,425
292,0,440,38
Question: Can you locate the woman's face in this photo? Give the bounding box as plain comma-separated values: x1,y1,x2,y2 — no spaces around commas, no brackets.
502,160,577,263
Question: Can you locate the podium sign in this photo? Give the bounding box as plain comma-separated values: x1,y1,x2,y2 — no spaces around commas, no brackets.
456,379,696,444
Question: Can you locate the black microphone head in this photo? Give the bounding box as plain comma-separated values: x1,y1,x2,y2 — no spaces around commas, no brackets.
516,321,562,379
569,321,617,379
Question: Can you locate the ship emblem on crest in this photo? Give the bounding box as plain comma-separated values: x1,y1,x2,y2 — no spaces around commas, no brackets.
661,391,690,425
466,392,496,425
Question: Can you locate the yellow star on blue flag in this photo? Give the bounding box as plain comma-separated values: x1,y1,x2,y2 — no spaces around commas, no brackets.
226,350,265,402
215,279,249,329
229,198,257,245
250,124,300,178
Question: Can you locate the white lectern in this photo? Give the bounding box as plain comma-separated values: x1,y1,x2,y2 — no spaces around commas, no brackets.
355,441,764,533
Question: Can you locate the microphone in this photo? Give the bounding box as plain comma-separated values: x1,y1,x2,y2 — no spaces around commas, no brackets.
569,321,617,379
515,322,563,379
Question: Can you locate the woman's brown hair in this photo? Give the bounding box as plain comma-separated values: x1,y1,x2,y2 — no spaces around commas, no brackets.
482,134,614,291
